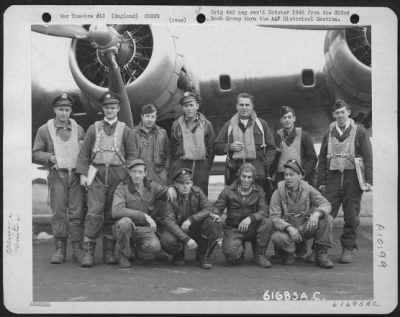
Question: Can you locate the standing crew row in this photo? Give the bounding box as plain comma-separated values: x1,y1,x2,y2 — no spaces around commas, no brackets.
33,90,372,268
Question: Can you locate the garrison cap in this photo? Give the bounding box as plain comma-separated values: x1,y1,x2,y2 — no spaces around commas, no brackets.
280,105,295,118
53,93,74,107
283,159,304,177
101,92,121,106
127,159,146,170
173,168,193,183
332,99,351,111
180,91,200,105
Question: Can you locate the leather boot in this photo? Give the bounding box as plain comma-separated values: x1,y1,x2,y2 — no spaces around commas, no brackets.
305,250,316,263
253,243,272,268
305,241,316,263
172,248,185,266
199,256,213,269
282,252,296,265
339,248,354,264
295,240,308,260
103,238,118,265
50,239,66,264
69,223,84,263
119,252,132,268
271,245,283,260
155,250,169,262
315,245,334,269
71,241,85,264
81,241,96,267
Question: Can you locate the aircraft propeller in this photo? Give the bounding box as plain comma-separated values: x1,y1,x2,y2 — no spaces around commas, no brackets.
31,24,134,127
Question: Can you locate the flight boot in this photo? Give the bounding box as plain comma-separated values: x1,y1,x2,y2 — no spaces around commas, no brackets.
50,238,67,264
70,224,84,263
155,250,169,262
295,240,308,261
315,245,334,269
172,248,185,266
271,245,283,260
281,251,296,265
338,248,354,264
199,256,213,269
71,241,85,264
305,250,316,263
103,238,118,265
253,243,272,268
81,241,96,267
305,241,316,263
118,252,132,268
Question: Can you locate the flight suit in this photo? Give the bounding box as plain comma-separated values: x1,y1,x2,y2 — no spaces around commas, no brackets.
76,119,136,265
112,178,170,260
214,180,274,264
32,118,85,262
131,123,171,185
318,120,373,251
269,180,334,255
169,112,215,195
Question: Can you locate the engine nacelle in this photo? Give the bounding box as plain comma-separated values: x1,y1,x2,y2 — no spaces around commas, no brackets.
324,27,371,121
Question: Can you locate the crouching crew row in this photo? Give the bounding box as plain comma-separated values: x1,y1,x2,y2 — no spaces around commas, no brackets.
32,90,372,269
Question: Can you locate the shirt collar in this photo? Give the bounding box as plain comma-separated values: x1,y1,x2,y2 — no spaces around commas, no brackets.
285,181,303,198
127,177,152,194
229,180,259,192
104,118,118,126
138,122,157,133
54,119,72,129
177,189,193,201
335,120,350,136
283,127,296,137
184,113,200,124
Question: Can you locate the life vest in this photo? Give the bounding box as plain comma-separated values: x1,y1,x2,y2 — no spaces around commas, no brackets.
327,120,357,172
178,116,206,160
47,119,80,171
228,113,266,160
277,127,302,173
92,121,126,165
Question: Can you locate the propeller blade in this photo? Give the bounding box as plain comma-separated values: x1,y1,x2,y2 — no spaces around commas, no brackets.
31,25,89,39
106,52,134,128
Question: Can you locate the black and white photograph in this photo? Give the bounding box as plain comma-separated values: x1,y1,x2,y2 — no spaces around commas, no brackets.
3,5,398,314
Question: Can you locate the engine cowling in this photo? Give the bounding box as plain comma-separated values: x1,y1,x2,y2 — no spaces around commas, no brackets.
68,25,197,124
324,27,371,122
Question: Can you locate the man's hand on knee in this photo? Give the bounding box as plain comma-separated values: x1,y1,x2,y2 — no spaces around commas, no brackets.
287,226,302,243
238,217,251,232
